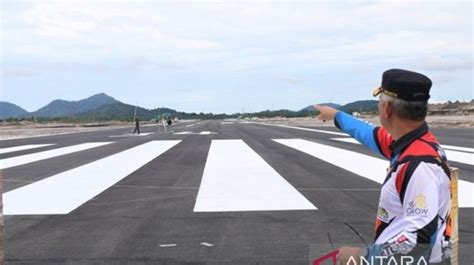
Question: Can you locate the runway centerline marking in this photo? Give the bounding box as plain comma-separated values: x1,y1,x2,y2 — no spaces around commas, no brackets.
0,144,55,154
0,142,112,169
109,132,154,137
194,139,317,212
331,137,474,165
275,139,474,208
173,131,217,135
3,140,181,215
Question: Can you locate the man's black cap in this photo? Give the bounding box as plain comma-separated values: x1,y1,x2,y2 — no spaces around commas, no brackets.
372,69,432,101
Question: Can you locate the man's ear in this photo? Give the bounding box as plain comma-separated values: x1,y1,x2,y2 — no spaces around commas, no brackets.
381,101,392,119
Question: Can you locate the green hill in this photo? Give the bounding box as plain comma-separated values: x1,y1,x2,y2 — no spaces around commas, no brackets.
0,101,29,119
32,93,120,117
340,100,378,113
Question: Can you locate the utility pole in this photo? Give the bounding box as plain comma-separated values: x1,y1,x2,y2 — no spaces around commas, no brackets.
132,103,138,134
133,104,138,120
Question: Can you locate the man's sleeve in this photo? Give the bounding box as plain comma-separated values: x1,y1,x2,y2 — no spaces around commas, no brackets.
366,162,440,263
334,111,394,159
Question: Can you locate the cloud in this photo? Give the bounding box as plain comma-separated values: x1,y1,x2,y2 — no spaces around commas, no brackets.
282,77,305,86
1,0,472,112
414,56,473,72
0,67,37,77
3,1,470,64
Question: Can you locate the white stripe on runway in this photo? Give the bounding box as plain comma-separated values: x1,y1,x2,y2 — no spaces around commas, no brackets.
275,139,473,208
185,124,195,128
194,140,316,212
331,138,474,165
441,144,474,153
0,144,55,154
4,140,181,215
245,122,349,136
444,150,474,165
458,180,474,208
0,142,112,169
275,139,388,184
200,131,211,135
174,131,193,135
109,133,154,137
331,138,360,144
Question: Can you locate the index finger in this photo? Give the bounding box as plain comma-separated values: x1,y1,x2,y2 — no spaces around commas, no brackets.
313,104,322,111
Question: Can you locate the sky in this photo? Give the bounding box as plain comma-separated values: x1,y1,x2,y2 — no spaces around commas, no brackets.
1,0,472,114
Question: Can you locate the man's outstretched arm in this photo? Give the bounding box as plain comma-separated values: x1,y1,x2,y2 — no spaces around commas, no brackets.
314,105,393,159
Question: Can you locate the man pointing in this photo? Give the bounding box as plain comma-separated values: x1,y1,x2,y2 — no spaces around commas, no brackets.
315,69,452,265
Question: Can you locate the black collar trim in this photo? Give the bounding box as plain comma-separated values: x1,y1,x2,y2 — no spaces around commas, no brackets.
389,122,429,156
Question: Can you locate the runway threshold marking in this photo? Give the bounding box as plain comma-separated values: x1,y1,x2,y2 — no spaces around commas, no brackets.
440,144,474,153
0,144,55,154
194,139,317,212
274,139,474,208
331,138,474,165
3,140,181,215
0,142,112,169
443,150,474,165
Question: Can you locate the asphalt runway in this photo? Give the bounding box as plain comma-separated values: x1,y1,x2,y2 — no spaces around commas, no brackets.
1,120,473,265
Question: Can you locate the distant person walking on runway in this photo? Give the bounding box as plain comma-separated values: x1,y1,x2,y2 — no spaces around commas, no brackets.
133,118,140,135
166,117,173,133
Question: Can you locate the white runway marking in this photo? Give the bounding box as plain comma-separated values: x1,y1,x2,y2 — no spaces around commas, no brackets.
4,140,181,215
331,138,360,144
275,139,388,184
109,133,153,137
444,150,474,165
194,139,316,212
331,138,474,165
173,131,217,135
174,131,193,135
0,142,112,169
275,139,474,208
159,244,177,248
441,144,474,153
246,122,348,136
185,124,195,128
457,180,474,208
0,144,55,154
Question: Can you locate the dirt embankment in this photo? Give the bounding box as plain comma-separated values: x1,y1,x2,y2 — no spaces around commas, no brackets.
0,112,472,141
0,121,131,140
0,120,197,140
248,114,474,128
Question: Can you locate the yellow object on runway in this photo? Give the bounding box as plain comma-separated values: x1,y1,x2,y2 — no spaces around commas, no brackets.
450,168,459,265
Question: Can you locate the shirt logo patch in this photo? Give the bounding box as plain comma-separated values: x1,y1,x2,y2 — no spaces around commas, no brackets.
407,193,429,216
377,207,390,222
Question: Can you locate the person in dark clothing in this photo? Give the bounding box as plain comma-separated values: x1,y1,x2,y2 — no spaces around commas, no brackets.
166,118,173,133
133,118,140,134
